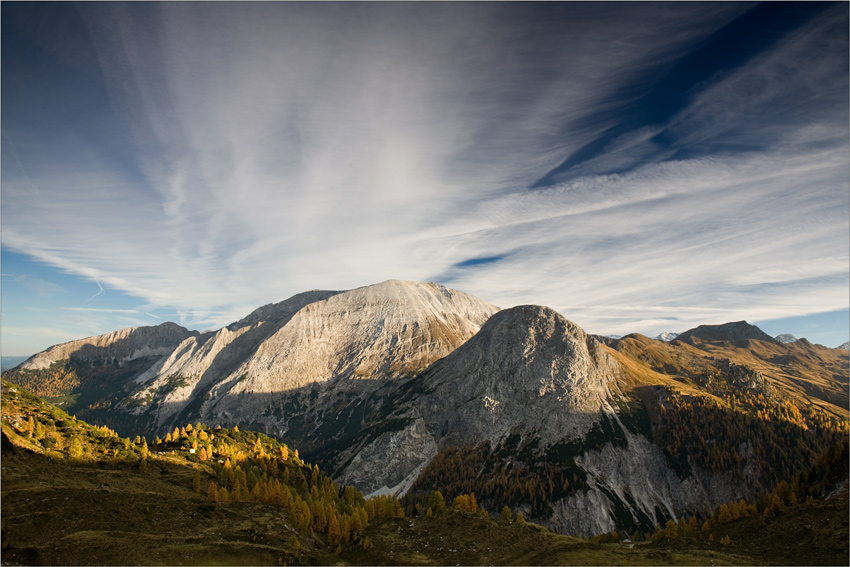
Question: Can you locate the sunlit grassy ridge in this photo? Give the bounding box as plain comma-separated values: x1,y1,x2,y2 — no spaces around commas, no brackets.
1,377,393,565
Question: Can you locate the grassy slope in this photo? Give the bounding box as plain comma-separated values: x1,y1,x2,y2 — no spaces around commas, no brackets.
1,378,340,566
1,446,337,566
347,491,849,566
605,334,849,416
340,509,755,566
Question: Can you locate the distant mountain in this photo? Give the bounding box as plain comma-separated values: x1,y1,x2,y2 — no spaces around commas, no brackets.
655,332,679,342
839,341,849,351
673,320,777,346
19,321,198,371
774,334,798,344
1,356,29,372
3,281,848,538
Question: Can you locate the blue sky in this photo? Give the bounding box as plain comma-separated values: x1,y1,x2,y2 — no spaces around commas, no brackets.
2,2,848,356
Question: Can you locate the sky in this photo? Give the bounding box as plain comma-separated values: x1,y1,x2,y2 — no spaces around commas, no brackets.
2,1,848,357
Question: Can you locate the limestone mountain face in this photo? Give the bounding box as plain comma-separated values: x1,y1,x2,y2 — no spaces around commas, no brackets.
332,304,624,494
117,280,499,433
420,305,620,449
19,322,198,371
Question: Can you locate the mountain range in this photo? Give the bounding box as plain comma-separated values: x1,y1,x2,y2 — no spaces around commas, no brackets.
3,279,848,538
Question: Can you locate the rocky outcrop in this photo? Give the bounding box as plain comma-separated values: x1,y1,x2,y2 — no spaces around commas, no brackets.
338,417,438,497
419,305,620,448
558,433,751,537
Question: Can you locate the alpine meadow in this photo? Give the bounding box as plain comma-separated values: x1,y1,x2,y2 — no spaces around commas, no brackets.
2,2,848,566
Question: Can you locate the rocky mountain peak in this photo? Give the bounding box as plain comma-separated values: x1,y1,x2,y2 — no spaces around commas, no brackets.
774,333,798,344
674,320,776,346
123,280,500,431
418,304,618,448
228,289,343,330
655,332,679,342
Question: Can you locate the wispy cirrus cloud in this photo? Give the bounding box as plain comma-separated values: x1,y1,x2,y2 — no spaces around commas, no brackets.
1,2,846,347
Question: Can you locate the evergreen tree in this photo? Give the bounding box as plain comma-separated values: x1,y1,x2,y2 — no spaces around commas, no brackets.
207,482,219,501
501,505,513,523
68,436,84,459
286,535,301,559
33,420,44,440
427,490,445,511
327,513,341,546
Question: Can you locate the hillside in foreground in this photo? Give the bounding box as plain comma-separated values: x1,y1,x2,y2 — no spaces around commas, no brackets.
3,378,848,566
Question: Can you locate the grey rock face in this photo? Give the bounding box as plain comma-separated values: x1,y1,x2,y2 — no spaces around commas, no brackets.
122,280,499,433
774,333,798,344
19,322,197,371
338,417,438,497
559,433,751,537
419,305,620,448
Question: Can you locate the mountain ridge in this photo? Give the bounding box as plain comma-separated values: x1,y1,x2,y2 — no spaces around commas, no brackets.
673,320,777,346
2,280,847,538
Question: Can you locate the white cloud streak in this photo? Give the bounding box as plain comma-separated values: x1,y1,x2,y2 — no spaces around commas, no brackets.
2,3,847,340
